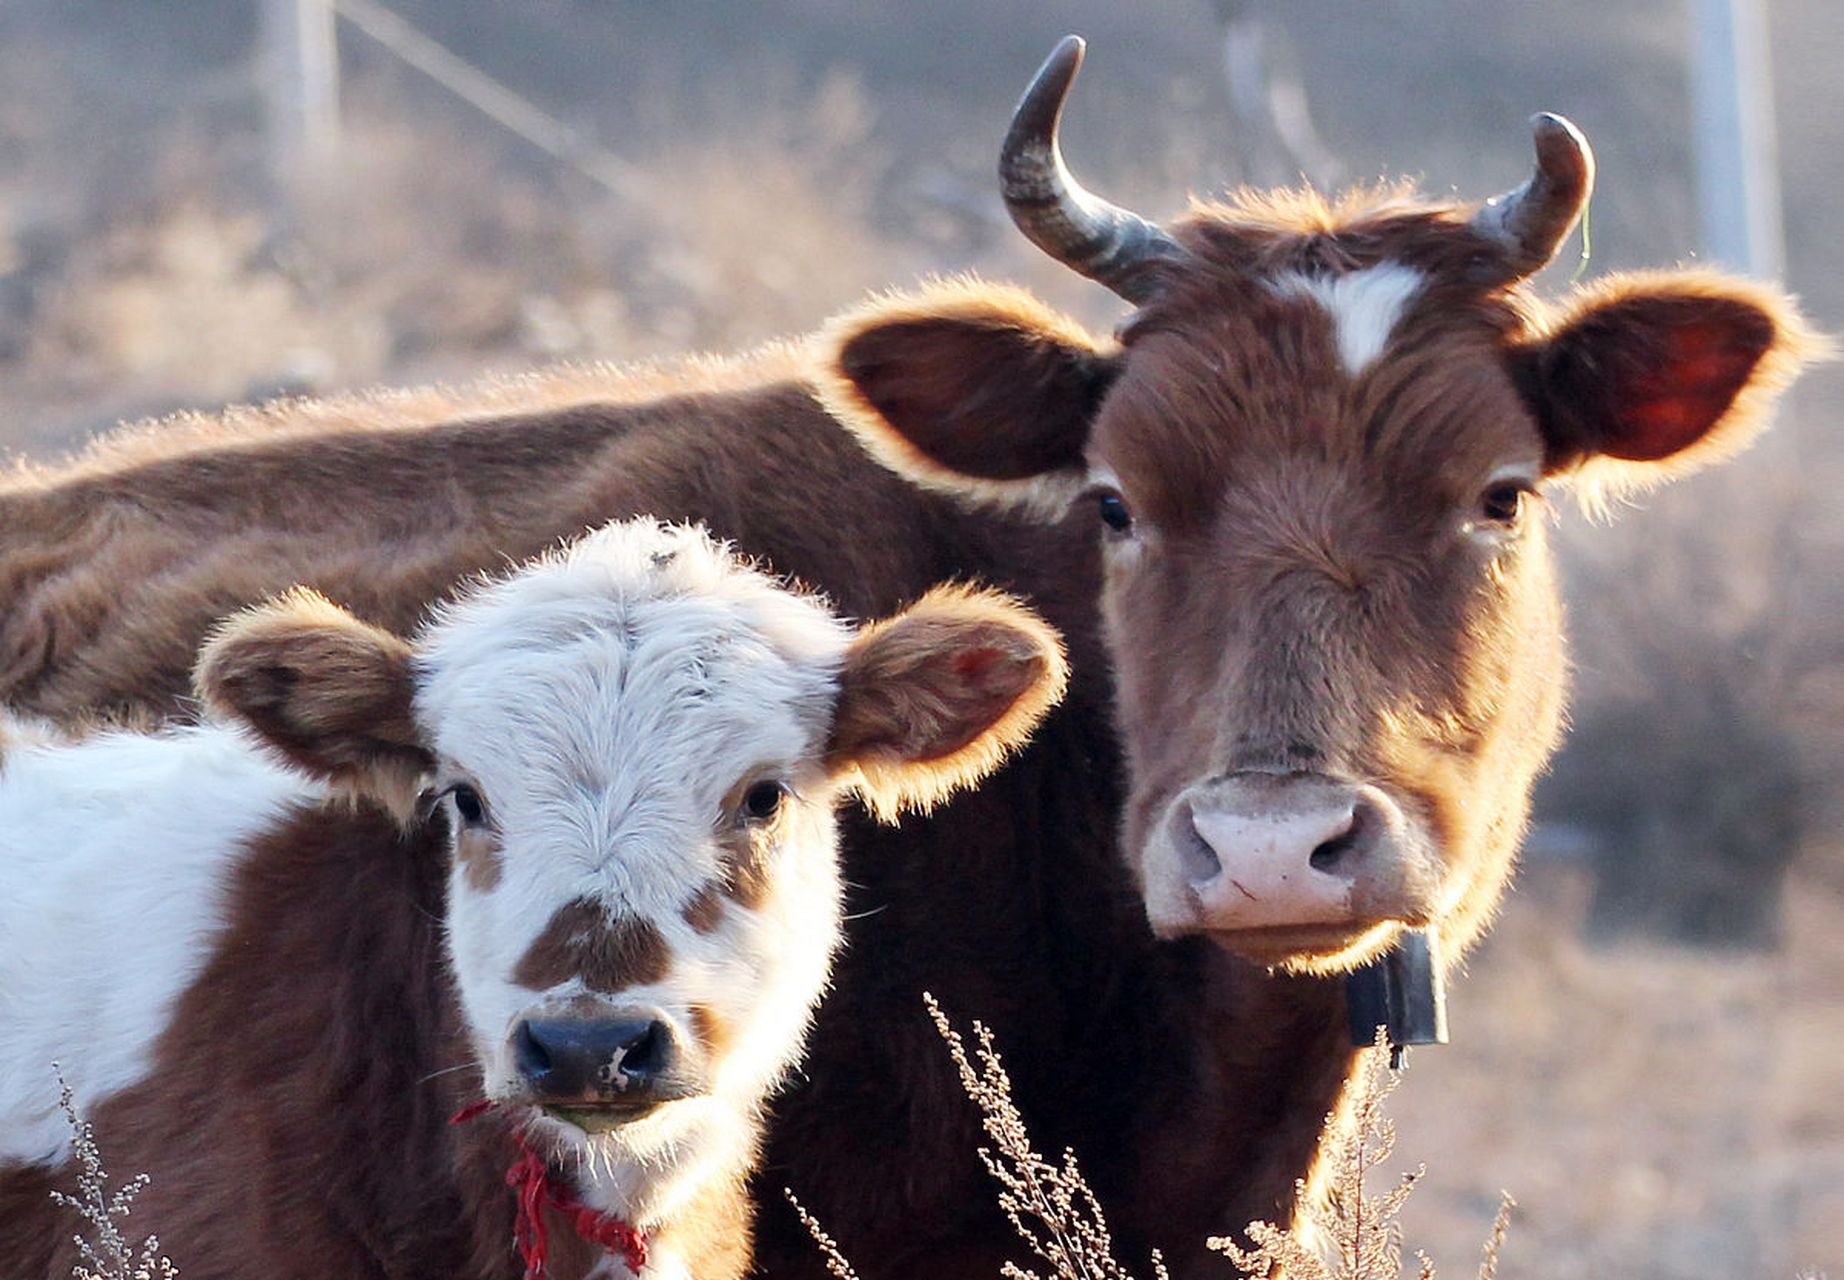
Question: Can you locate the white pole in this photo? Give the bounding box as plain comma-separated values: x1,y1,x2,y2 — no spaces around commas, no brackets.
262,0,340,210
1689,0,1784,279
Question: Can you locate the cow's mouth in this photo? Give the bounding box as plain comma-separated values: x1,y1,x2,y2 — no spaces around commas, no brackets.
539,1100,669,1133
1201,918,1403,971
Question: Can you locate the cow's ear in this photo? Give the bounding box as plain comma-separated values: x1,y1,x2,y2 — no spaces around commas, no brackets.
195,588,432,818
1515,271,1824,490
826,585,1068,822
817,279,1117,515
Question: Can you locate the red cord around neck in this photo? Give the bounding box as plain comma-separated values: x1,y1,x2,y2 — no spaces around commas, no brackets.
452,1100,650,1279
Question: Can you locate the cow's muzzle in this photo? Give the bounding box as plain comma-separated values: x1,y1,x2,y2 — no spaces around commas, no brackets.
508,1007,708,1128
1142,772,1442,962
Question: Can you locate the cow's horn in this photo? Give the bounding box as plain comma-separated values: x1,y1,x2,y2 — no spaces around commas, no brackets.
1471,113,1596,279
999,36,1187,304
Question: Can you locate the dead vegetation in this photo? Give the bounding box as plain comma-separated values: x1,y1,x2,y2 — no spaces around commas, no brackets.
788,1002,1519,1280
47,1072,177,1280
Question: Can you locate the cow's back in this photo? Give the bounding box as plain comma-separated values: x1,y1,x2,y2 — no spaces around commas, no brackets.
0,350,1187,1280
0,347,959,719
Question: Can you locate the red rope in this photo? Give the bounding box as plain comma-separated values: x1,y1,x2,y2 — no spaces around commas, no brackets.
452,1102,650,1278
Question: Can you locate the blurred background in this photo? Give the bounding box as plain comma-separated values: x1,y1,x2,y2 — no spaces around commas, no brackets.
0,1,1837,1274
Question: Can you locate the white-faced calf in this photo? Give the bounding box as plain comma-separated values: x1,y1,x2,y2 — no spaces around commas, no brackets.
0,517,1066,1280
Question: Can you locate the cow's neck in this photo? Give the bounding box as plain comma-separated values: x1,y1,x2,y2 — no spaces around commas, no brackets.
753,510,1360,1277
1130,946,1356,1264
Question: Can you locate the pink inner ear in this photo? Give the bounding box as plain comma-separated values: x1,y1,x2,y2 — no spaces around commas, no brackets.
1606,322,1766,462
952,646,1004,681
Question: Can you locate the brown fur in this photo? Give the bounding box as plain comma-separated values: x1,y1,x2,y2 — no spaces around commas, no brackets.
0,800,762,1280
196,588,431,818
0,179,1818,1280
681,883,726,935
456,826,503,892
651,1175,754,1280
826,584,1071,822
688,1005,734,1059
717,829,775,911
1,806,516,1280
513,897,672,994
822,214,1815,971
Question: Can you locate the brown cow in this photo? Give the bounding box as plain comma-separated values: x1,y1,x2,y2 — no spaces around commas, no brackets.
0,36,1819,1280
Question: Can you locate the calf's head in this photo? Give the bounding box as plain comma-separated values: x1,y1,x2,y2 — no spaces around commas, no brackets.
197,519,1064,1154
820,38,1821,973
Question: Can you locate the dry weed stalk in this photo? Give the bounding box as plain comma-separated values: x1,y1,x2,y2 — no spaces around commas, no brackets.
785,1189,865,1280
923,992,1169,1280
917,1001,1510,1280
48,1068,178,1280
1208,1032,1513,1280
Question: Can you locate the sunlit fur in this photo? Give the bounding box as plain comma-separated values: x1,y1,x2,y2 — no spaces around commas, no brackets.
831,583,1068,822
825,184,1821,976
5,517,1067,1278
201,520,1062,1233
0,150,1823,1280
815,277,1109,519
419,524,848,1229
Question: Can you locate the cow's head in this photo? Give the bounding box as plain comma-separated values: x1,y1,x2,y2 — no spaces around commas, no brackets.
196,519,1064,1193
819,38,1820,974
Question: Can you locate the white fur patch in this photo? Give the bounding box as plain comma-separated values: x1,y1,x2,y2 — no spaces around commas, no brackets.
1269,262,1426,376
0,520,859,1238
416,521,852,1223
0,721,313,1165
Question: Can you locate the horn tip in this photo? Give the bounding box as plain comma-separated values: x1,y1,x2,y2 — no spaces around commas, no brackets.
1529,112,1586,146
1528,111,1595,191
1040,34,1086,82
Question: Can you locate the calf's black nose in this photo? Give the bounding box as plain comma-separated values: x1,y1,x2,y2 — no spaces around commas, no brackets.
512,1015,678,1102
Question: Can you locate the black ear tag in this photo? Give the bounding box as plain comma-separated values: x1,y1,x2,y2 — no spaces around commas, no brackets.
1345,927,1448,1068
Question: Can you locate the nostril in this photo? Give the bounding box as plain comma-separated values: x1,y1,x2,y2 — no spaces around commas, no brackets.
1178,803,1223,885
1308,803,1368,873
512,1021,552,1081
614,1020,673,1081
1309,828,1357,872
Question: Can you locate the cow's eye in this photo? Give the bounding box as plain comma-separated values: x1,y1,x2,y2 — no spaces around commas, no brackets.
1096,491,1134,534
741,781,788,824
448,783,488,826
1480,481,1533,525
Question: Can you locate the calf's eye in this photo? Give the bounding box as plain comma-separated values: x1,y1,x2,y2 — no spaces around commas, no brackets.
1096,491,1134,534
448,783,487,826
742,781,788,823
1479,482,1532,525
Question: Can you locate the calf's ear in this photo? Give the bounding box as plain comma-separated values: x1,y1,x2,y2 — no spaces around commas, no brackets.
817,279,1116,515
195,587,432,815
1515,271,1825,489
827,585,1069,822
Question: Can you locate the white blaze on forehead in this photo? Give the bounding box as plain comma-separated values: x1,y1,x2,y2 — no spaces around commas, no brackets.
1268,262,1427,376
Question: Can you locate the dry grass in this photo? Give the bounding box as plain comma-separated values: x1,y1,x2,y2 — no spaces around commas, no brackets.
787,999,1520,1280
1390,859,1844,1278
47,1072,177,1280
1207,1044,1512,1280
